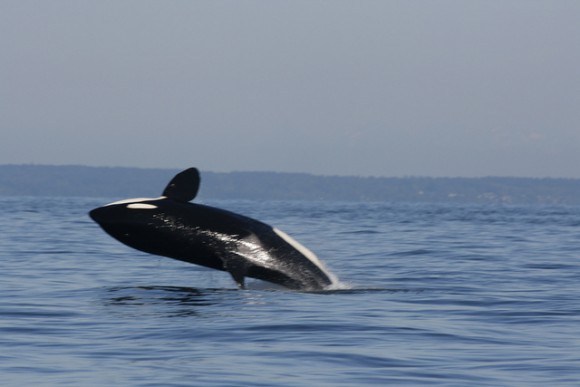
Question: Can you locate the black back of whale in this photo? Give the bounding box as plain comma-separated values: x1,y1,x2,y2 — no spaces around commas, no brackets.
89,168,333,290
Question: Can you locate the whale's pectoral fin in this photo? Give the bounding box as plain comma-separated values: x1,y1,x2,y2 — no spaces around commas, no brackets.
162,167,200,202
222,253,248,289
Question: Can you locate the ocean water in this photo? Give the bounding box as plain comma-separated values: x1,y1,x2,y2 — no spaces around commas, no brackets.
1,197,580,386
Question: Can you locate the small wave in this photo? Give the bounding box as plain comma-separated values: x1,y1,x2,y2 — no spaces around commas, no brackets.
339,230,381,235
308,287,425,295
325,280,354,291
389,248,433,256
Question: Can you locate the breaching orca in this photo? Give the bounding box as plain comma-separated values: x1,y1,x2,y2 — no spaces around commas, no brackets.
89,168,335,290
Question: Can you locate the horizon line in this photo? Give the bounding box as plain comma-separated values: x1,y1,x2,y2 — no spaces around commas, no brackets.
1,163,579,181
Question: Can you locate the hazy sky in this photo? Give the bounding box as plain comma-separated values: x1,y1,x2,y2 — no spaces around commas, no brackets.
2,1,579,177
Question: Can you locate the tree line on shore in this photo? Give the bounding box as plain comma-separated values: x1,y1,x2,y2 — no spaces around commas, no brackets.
1,164,579,205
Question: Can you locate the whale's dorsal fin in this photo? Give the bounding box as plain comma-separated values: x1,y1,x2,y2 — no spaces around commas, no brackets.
162,168,200,202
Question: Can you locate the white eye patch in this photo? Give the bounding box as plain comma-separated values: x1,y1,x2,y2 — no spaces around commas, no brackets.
127,203,158,210
105,196,166,206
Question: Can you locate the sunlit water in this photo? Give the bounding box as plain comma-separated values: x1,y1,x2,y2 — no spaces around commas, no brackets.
1,197,580,386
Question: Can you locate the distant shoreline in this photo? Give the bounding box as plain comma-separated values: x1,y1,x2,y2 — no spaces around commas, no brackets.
1,164,579,205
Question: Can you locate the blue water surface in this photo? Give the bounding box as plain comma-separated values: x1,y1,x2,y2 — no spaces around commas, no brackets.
1,197,580,386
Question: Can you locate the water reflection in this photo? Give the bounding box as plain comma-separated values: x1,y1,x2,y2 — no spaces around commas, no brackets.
105,285,419,307
103,286,241,317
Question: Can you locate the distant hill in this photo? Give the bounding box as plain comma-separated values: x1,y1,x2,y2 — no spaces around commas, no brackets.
1,164,580,205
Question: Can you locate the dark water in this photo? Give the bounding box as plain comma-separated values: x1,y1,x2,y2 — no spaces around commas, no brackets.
2,197,580,386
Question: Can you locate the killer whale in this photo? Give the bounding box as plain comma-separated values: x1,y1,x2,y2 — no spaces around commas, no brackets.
89,168,335,290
